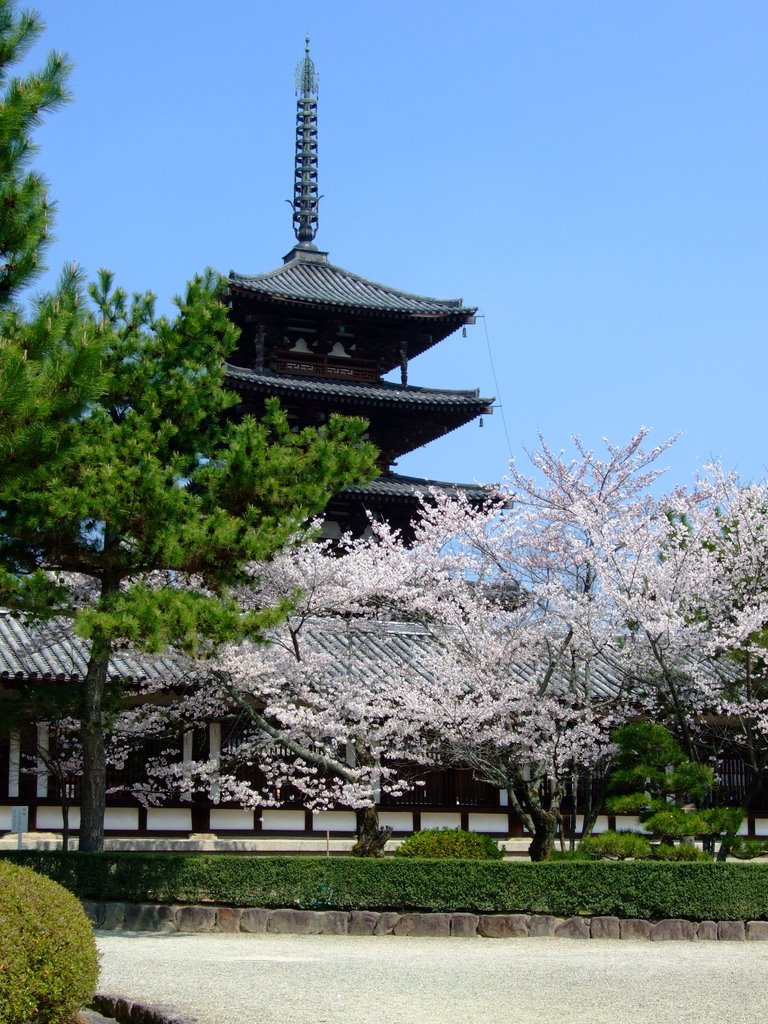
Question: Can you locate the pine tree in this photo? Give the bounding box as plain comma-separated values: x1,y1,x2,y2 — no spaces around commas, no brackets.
0,0,69,303
0,4,104,479
0,269,378,852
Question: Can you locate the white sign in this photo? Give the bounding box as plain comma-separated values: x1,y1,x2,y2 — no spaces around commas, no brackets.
11,805,28,833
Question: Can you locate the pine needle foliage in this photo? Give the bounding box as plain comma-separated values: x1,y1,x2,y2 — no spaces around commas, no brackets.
0,269,378,851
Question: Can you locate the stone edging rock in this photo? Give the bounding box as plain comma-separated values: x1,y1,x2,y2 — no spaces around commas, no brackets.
90,993,196,1024
83,901,768,941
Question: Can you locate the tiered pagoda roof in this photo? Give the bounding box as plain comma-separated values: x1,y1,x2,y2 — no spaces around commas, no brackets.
223,38,494,536
228,244,475,360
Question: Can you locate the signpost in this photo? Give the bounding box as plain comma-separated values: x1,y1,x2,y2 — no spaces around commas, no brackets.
11,805,28,850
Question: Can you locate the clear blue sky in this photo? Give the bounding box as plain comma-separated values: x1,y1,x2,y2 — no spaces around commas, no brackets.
20,1,768,489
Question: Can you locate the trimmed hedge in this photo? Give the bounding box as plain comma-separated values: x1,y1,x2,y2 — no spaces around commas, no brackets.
3,852,768,921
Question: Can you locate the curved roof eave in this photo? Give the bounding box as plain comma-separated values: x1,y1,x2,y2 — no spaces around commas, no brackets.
225,366,494,413
228,249,476,320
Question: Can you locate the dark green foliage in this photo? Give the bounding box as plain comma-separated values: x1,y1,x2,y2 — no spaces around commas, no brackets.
605,722,739,852
0,859,99,1024
607,722,714,805
0,1,70,304
652,843,712,862
394,828,504,860
578,831,652,860
0,4,104,483
729,838,768,860
0,267,378,851
642,808,710,838
0,265,106,508
4,851,768,921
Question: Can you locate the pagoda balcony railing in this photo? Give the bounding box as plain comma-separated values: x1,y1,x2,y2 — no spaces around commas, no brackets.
273,350,379,383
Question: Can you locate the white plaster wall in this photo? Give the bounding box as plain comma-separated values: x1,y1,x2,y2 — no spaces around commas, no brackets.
0,806,12,829
421,812,461,830
104,807,139,830
576,814,610,834
210,809,255,831
754,819,768,837
614,815,647,834
36,806,81,829
468,813,508,833
261,809,306,831
378,811,414,832
738,819,750,836
313,810,356,832
146,808,191,831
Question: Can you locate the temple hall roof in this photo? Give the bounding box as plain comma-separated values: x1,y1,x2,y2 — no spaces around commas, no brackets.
225,366,493,414
338,473,494,505
0,612,195,686
0,611,624,703
229,245,476,321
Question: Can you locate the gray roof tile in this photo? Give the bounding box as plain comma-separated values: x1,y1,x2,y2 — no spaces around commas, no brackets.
225,367,493,411
339,473,493,502
229,247,476,318
0,612,194,684
0,612,623,702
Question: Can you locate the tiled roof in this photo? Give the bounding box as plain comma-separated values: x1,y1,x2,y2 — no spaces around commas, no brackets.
0,612,195,685
229,246,476,319
225,367,494,413
338,473,494,503
284,618,623,701
0,611,623,702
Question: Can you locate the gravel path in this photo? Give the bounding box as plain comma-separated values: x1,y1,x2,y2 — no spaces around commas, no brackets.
96,931,768,1024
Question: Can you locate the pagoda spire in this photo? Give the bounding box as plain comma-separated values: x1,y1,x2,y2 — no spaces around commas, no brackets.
291,36,320,245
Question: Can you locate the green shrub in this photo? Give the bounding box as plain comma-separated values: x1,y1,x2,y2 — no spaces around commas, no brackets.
0,860,99,1024
551,849,594,861
578,831,652,860
644,808,713,838
4,851,768,921
394,828,504,860
652,843,712,862
730,838,768,860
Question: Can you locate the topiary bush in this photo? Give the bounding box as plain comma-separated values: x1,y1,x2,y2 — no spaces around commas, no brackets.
394,827,504,860
0,859,99,1024
729,838,768,860
578,830,652,860
652,842,712,862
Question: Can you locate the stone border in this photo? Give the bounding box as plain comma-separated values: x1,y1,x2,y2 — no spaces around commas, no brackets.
83,901,768,941
90,994,196,1024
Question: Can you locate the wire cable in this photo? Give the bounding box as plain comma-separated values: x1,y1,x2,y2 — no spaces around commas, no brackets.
477,311,514,466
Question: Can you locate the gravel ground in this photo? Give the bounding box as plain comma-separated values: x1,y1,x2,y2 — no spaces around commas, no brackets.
96,931,768,1024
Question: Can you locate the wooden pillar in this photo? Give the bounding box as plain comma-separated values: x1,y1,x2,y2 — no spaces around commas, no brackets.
209,723,221,804
8,730,20,798
36,724,49,798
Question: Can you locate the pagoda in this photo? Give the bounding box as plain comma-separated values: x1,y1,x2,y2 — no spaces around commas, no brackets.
224,39,493,538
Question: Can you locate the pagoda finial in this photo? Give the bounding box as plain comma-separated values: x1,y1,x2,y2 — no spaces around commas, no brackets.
291,35,320,245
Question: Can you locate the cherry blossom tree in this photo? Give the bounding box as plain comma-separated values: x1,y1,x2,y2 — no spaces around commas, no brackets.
152,431,690,860
123,530,438,855
73,430,768,862
611,467,768,853
384,430,695,860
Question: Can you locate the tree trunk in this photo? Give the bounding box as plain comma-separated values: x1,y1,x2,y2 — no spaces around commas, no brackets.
579,767,609,842
351,805,392,857
528,809,558,861
78,636,111,853
505,776,562,862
